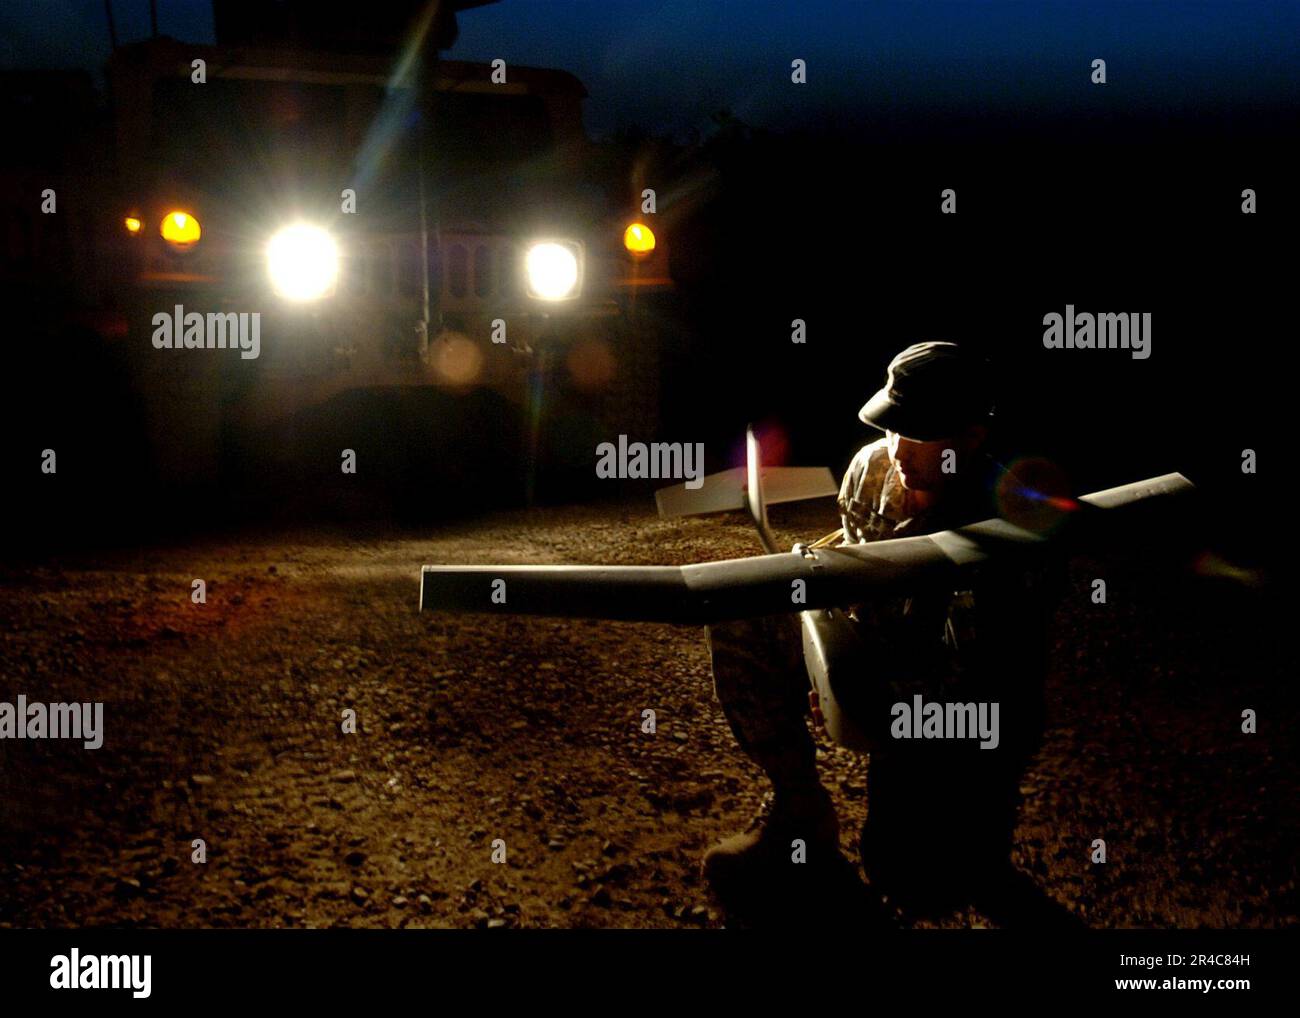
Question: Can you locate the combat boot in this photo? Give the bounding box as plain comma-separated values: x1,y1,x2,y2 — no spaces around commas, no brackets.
703,785,846,902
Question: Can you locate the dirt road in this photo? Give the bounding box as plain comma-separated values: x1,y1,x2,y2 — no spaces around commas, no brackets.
0,501,1293,928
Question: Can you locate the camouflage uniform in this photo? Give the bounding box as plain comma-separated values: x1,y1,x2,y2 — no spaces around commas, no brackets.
707,437,1053,899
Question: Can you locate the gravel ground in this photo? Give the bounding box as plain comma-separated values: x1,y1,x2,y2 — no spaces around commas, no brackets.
0,500,1294,929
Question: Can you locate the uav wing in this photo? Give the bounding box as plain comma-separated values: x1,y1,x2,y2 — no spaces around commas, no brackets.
420,473,1195,626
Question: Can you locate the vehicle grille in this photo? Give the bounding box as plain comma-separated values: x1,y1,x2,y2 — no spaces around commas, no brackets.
340,232,521,311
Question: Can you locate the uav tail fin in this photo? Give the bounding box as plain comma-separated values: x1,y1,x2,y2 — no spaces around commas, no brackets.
655,429,836,522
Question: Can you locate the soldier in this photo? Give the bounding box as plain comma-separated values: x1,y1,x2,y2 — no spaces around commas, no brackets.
704,341,1074,925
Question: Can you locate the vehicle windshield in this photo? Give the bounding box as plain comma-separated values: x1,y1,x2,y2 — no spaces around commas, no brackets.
149,76,555,218
151,77,400,204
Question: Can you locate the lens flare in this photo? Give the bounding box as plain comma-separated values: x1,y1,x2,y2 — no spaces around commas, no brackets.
566,337,616,390
1192,551,1264,587
430,332,484,386
994,457,1078,534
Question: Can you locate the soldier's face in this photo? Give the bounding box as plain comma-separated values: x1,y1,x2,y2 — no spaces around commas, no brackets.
886,427,984,491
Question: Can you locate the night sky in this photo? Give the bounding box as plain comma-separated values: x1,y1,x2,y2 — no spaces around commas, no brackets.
3,0,1297,139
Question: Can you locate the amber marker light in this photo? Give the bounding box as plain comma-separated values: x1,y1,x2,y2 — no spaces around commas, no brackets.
124,216,142,235
623,222,655,255
160,210,201,247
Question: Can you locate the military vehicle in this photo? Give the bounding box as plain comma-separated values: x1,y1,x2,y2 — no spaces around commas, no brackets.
13,0,673,508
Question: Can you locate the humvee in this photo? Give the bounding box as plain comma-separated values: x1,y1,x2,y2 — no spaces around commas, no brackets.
97,0,673,503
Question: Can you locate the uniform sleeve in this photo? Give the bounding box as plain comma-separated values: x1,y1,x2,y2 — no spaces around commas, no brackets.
837,449,862,517
837,457,859,536
838,439,889,543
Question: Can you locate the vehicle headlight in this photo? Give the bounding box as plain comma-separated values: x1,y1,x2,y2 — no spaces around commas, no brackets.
160,210,200,248
524,241,581,301
266,223,339,301
623,222,655,255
